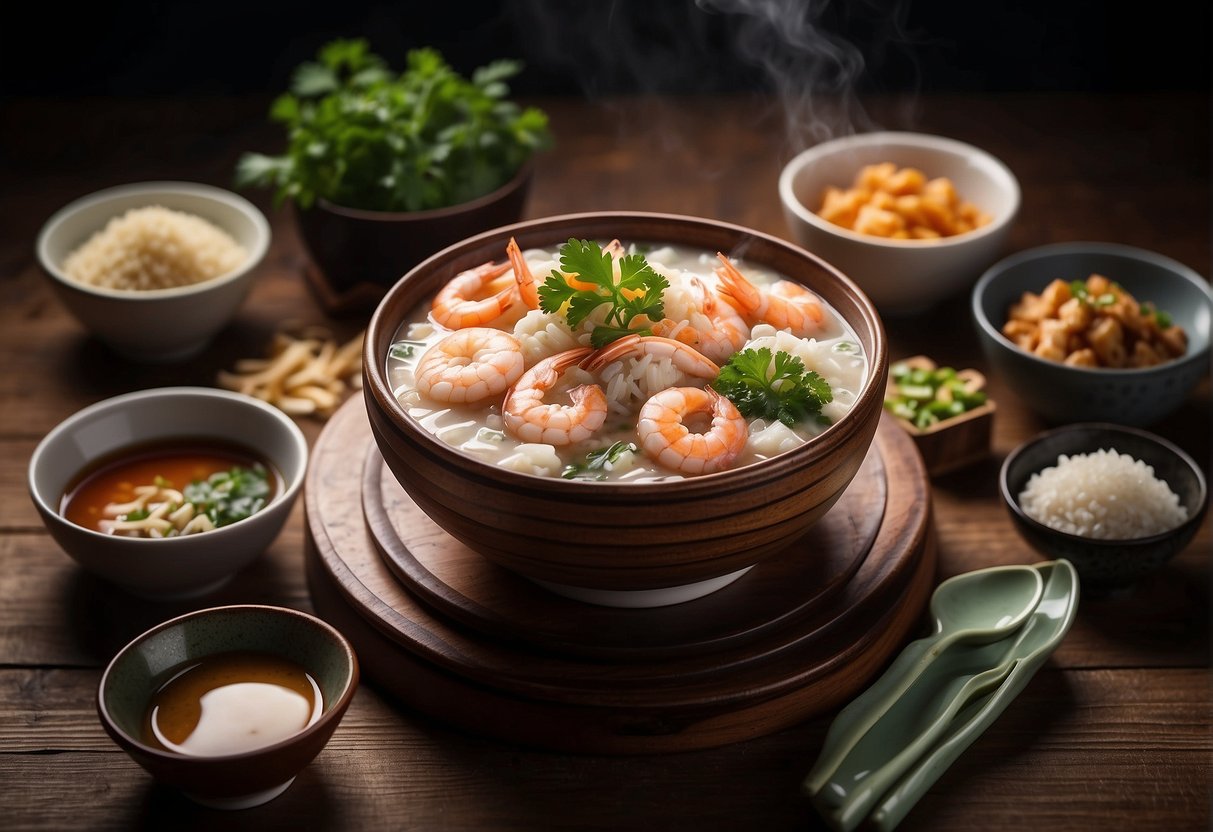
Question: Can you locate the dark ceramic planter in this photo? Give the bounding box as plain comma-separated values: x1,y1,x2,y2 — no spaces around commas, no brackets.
295,162,533,313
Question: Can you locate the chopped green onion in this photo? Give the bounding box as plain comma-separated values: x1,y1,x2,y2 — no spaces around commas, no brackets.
389,340,427,360
884,363,987,430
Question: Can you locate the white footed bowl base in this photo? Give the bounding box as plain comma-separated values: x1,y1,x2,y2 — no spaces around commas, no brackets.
185,777,296,811
532,566,755,609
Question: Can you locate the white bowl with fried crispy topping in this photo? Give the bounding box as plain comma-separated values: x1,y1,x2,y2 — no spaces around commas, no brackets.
780,132,1020,316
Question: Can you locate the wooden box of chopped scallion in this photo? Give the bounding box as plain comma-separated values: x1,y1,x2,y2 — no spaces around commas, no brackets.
884,355,995,475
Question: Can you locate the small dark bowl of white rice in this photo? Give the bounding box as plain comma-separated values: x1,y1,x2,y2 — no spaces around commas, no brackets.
1000,423,1207,593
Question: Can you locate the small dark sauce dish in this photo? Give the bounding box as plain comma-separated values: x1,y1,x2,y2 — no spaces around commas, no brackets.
999,423,1208,594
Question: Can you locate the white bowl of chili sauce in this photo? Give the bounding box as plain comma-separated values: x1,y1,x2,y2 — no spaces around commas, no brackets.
28,387,307,598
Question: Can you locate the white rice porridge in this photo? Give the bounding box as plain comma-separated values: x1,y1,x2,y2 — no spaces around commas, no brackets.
386,241,868,481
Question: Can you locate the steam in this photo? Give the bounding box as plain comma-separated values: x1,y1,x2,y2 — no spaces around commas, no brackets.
508,0,914,155
695,0,880,150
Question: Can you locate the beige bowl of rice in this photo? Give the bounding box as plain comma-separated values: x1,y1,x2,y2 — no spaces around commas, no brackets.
36,181,270,362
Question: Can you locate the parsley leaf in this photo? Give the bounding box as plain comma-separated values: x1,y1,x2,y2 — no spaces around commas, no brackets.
712,348,833,428
538,239,670,348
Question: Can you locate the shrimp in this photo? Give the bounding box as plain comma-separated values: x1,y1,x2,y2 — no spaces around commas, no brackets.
601,238,626,261
414,328,525,404
649,318,703,349
683,275,749,363
714,252,825,336
430,260,517,330
506,236,542,311
510,237,623,313
581,334,720,379
502,347,608,445
637,386,747,475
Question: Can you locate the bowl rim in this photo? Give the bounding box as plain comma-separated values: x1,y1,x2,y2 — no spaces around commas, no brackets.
778,130,1022,250
96,603,359,764
314,157,534,222
998,421,1209,546
35,180,272,301
364,210,888,493
972,240,1213,376
28,385,308,544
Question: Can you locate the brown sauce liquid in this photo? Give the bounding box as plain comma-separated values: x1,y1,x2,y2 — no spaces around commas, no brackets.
142,651,322,756
60,439,278,533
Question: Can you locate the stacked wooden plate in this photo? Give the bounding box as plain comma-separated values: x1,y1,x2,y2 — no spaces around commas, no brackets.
304,396,935,754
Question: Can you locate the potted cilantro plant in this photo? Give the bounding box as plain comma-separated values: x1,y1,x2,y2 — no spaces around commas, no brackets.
237,39,551,311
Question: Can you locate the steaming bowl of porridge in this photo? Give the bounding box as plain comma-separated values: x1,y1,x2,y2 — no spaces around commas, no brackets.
363,212,887,605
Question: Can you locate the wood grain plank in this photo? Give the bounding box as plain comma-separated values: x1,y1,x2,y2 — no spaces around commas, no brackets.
0,516,1206,674
0,441,41,528
0,261,353,439
0,91,1208,831
0,668,1207,830
0,525,311,668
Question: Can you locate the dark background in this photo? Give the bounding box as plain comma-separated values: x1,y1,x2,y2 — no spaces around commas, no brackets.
3,0,1209,98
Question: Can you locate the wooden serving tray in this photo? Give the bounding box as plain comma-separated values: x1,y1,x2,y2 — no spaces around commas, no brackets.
366,441,887,660
304,397,936,753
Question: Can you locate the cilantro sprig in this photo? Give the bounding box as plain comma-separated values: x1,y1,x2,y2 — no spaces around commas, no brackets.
182,465,272,529
236,39,551,212
712,348,833,428
538,239,670,348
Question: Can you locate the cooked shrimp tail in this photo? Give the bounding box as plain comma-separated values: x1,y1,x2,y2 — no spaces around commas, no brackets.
430,261,517,330
714,253,764,316
414,328,526,404
601,239,626,260
637,386,747,475
507,237,542,310
715,252,824,336
503,347,608,446
686,275,749,362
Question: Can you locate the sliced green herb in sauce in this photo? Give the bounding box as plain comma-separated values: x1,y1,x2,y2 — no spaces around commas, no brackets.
182,465,272,528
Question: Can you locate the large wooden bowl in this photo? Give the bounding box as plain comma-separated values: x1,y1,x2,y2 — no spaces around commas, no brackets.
363,212,888,598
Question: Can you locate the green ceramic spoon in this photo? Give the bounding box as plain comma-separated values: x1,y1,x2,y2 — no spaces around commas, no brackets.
866,559,1079,831
804,564,1044,801
810,644,1020,830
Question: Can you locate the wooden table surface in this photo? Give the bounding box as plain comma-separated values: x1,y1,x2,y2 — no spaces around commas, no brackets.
1,92,1209,831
